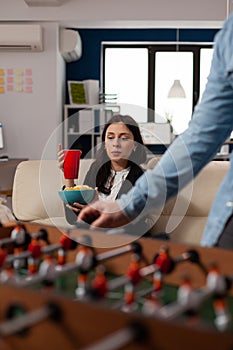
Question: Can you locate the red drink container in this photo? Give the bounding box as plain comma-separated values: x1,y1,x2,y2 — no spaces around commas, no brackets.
63,149,82,179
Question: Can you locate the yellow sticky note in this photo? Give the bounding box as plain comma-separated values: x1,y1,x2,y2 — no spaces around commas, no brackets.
0,77,4,84
15,84,23,92
16,76,23,84
0,69,4,76
15,69,24,76
0,86,5,93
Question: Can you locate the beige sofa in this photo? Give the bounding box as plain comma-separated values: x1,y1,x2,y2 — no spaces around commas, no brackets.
12,159,229,245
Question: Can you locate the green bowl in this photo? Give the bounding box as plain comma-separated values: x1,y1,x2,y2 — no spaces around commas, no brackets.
58,189,95,205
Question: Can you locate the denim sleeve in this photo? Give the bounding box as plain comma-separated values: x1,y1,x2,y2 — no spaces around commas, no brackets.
118,14,233,223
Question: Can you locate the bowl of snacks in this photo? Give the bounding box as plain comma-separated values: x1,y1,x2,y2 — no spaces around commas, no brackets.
58,185,95,205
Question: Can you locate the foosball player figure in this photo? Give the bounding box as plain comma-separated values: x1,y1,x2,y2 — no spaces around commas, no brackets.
0,260,17,284
0,244,7,269
177,273,200,325
11,224,31,270
36,228,51,245
11,223,31,250
142,293,162,316
75,235,96,299
126,253,142,285
177,274,195,307
151,270,163,298
91,265,108,299
213,297,231,332
27,237,42,274
122,281,138,313
38,252,57,291
206,262,228,296
121,253,142,313
57,233,78,266
153,245,174,275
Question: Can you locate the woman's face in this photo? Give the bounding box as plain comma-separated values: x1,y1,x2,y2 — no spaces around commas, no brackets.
105,122,136,163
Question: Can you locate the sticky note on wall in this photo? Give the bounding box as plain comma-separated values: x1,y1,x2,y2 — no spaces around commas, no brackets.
15,84,23,92
24,86,33,93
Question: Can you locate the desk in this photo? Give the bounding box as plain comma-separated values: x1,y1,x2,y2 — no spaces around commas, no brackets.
0,158,27,196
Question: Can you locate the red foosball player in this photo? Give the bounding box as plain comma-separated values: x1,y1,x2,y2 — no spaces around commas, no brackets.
121,253,142,313
122,280,139,313
126,253,141,286
27,238,42,274
57,233,78,266
91,265,108,299
0,245,7,269
153,245,174,274
151,270,163,298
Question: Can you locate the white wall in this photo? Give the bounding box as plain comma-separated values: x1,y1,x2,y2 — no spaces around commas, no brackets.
0,0,230,159
0,0,230,27
0,22,65,160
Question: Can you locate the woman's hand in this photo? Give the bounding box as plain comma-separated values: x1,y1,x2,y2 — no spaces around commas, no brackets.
58,143,75,187
57,143,65,171
66,202,85,214
66,187,99,214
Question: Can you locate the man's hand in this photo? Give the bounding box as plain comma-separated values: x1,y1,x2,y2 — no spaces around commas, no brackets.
77,200,130,228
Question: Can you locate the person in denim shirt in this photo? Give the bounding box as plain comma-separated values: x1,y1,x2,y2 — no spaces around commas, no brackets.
78,14,233,248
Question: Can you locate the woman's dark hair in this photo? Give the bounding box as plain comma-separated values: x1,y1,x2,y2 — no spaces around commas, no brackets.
87,114,147,194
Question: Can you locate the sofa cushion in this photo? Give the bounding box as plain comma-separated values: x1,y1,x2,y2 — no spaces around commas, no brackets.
12,159,94,225
147,159,230,243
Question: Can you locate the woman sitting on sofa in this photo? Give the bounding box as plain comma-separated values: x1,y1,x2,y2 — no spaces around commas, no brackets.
58,114,154,234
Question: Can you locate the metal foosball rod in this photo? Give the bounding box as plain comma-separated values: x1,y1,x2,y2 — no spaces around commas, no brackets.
106,247,207,293
80,321,147,350
0,302,61,337
6,240,144,288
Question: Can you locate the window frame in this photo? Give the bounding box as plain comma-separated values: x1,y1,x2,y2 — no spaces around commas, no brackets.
101,42,213,122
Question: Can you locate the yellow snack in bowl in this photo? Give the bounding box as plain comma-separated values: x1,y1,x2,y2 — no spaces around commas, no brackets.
64,185,93,191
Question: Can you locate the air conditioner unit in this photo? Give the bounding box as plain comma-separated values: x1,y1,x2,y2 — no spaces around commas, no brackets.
60,29,82,62
24,0,69,6
0,24,43,52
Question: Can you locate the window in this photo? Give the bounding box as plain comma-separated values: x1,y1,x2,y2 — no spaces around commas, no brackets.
199,48,214,100
154,51,193,135
104,47,148,122
102,43,214,135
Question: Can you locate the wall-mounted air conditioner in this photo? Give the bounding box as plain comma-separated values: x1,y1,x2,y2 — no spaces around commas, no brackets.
60,29,82,62
0,24,43,52
24,0,69,6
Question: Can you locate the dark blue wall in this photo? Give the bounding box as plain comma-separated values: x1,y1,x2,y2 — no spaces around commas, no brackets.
66,28,219,102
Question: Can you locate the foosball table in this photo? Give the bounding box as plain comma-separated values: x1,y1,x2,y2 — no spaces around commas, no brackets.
0,222,233,350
